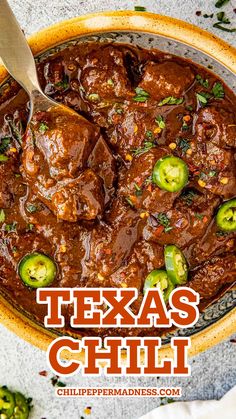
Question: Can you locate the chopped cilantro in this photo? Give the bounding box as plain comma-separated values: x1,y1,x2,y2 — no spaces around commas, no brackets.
156,212,173,233
132,141,155,156
134,183,142,196
0,137,11,153
5,222,17,232
27,223,35,231
0,154,8,162
196,74,209,88
208,170,217,177
216,11,230,23
134,6,146,11
213,23,236,32
194,213,204,220
212,82,224,99
215,0,230,8
55,77,69,90
155,115,166,129
39,122,49,133
126,197,135,207
186,105,193,111
0,209,5,223
27,204,38,213
181,190,196,206
158,96,184,106
177,138,190,154
87,93,100,102
107,78,114,86
203,13,214,18
196,92,211,105
145,130,154,140
133,87,150,102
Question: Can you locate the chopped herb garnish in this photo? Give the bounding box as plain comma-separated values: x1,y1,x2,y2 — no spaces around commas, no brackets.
107,78,114,86
213,23,236,32
8,119,23,144
87,93,100,102
203,13,214,18
132,141,155,156
27,204,38,213
55,77,69,90
116,108,124,115
196,74,209,88
215,0,230,8
145,130,154,140
134,6,146,11
155,115,166,129
5,222,17,232
194,213,204,220
158,96,184,106
0,209,5,223
216,11,230,23
39,122,49,133
177,138,190,154
27,223,35,231
0,154,8,162
212,82,224,99
216,230,229,237
133,87,150,102
182,120,189,131
181,190,196,206
126,197,135,207
57,381,67,388
196,92,211,105
50,376,66,388
134,183,142,196
0,137,11,153
156,212,172,233
208,170,217,177
186,105,193,111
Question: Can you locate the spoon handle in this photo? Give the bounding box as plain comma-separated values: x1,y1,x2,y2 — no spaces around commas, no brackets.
0,0,41,96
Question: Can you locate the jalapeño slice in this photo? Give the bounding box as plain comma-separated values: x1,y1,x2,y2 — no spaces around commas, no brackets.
12,392,30,419
216,199,236,232
164,245,188,285
19,252,56,288
0,386,15,418
153,155,189,192
143,269,175,303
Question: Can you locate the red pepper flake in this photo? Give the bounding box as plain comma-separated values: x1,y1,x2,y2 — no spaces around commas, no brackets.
154,225,164,236
196,10,201,16
203,216,208,223
39,370,48,377
104,248,112,255
230,338,236,343
147,184,152,192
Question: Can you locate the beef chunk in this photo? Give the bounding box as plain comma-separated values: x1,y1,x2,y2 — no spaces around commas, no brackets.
50,169,104,222
179,138,236,199
86,199,142,279
80,46,132,101
23,108,100,180
187,220,236,267
110,241,164,291
119,147,180,213
22,108,105,221
195,106,236,149
88,136,116,202
138,61,194,102
143,190,220,248
189,254,236,299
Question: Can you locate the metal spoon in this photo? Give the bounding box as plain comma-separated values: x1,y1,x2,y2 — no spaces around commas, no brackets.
0,0,71,120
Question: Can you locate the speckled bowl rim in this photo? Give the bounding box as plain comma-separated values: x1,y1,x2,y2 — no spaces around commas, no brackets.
0,11,235,360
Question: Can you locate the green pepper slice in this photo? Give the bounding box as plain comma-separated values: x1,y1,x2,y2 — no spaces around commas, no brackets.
164,245,188,285
143,269,175,303
216,199,236,232
153,155,189,192
11,393,29,419
0,386,15,418
19,252,56,288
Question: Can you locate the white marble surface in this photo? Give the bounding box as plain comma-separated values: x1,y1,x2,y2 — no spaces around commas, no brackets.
0,1,236,418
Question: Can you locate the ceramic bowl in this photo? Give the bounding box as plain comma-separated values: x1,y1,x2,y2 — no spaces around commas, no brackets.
0,11,235,359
